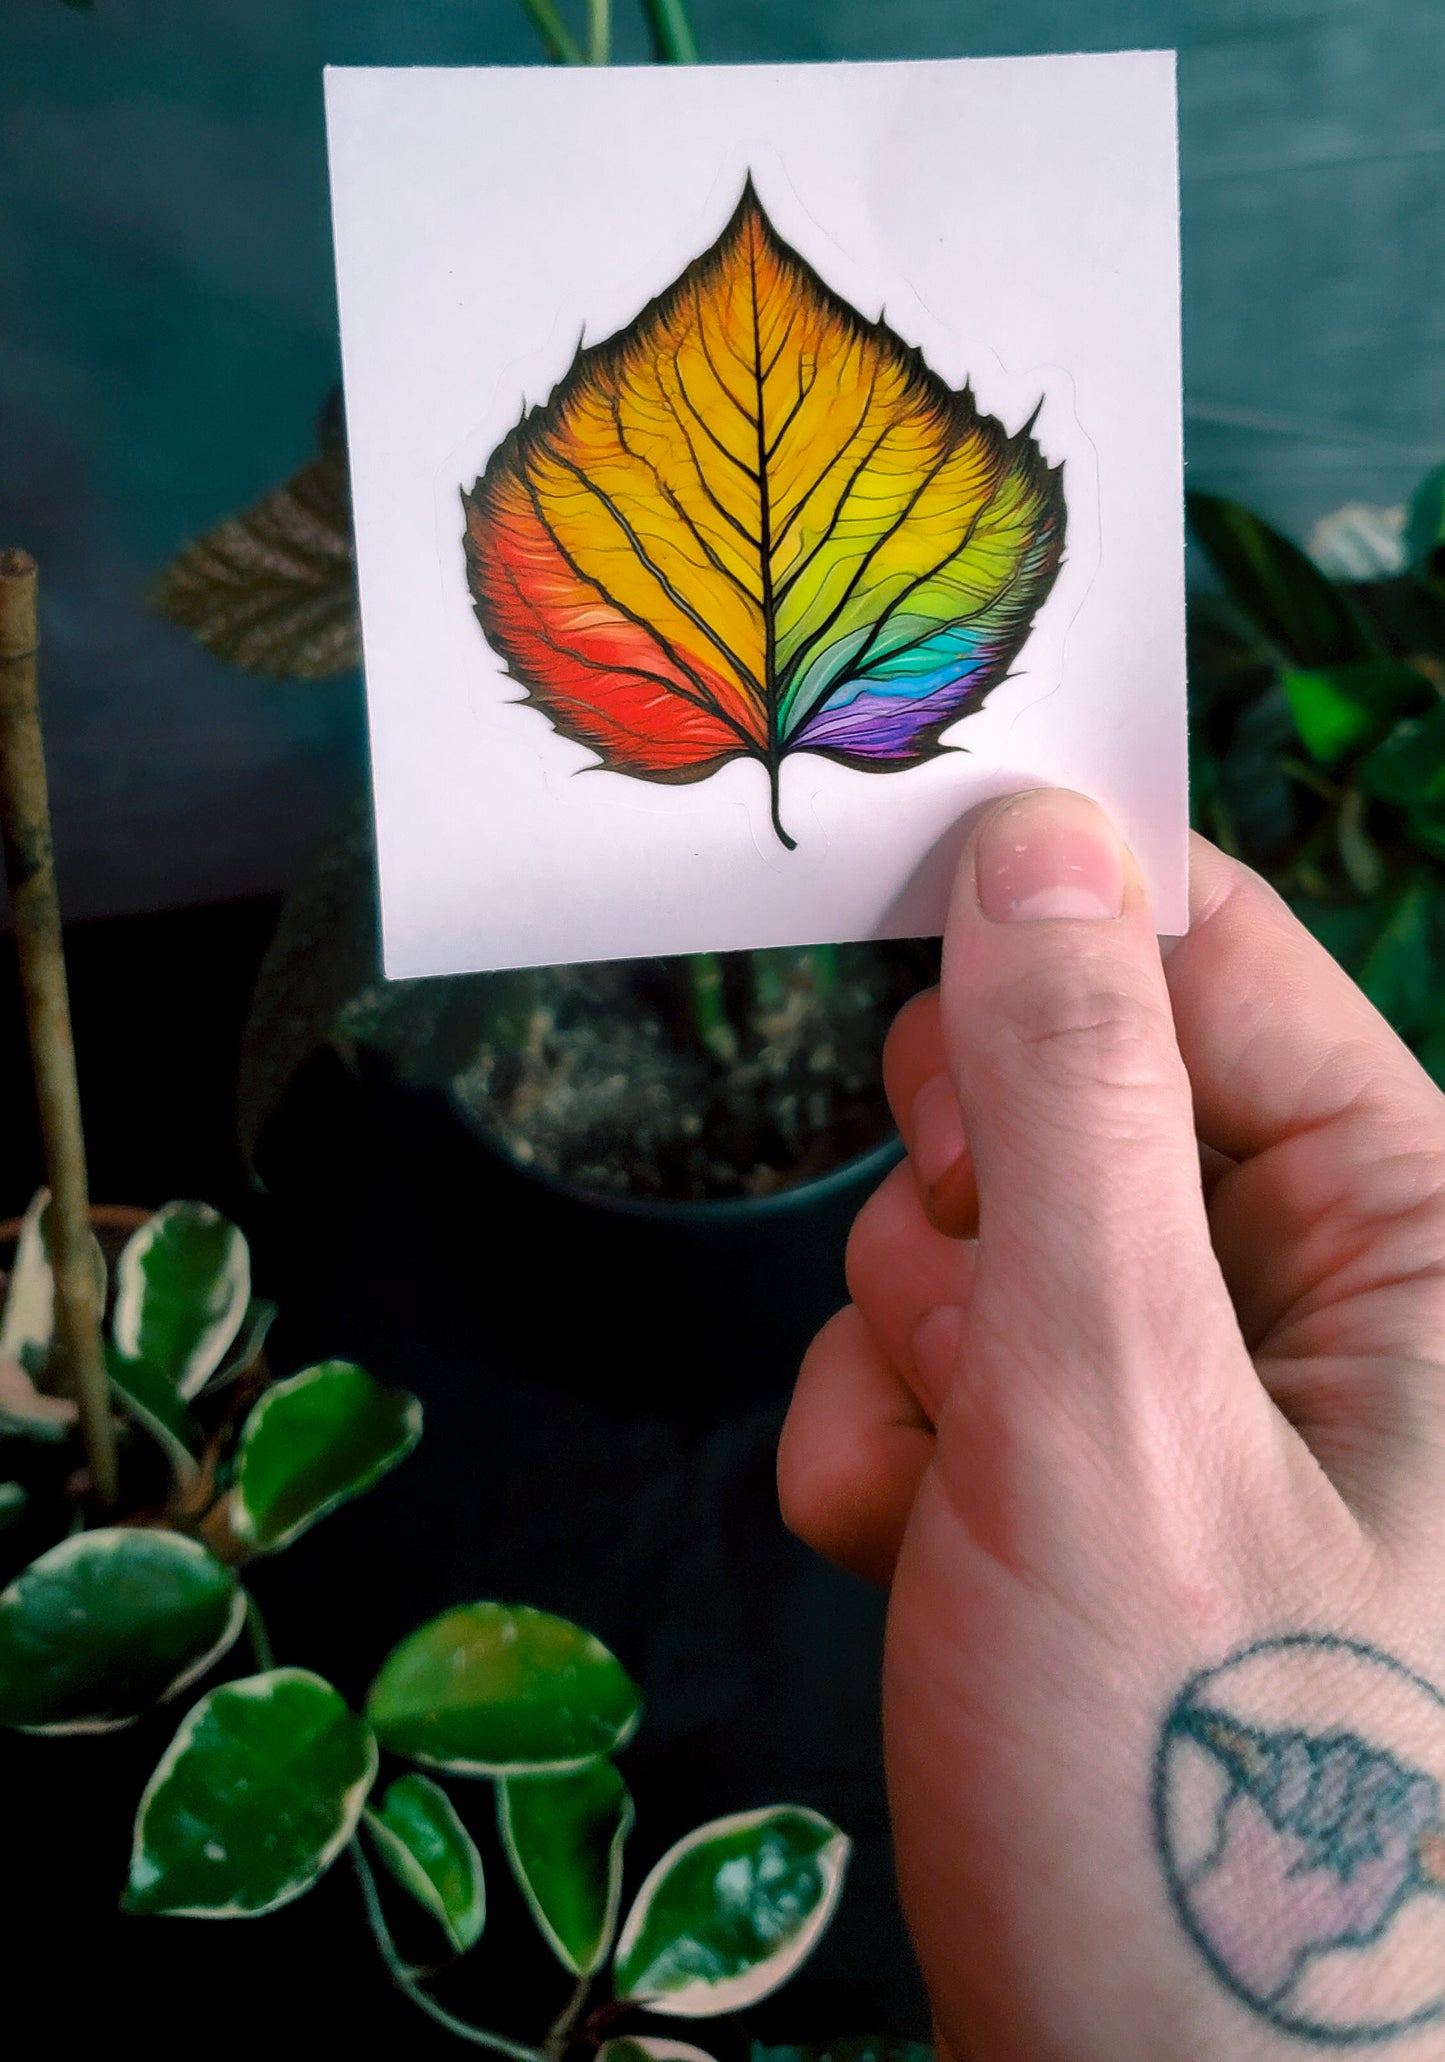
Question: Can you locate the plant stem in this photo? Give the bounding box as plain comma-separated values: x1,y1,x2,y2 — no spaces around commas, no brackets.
543,1971,593,2059
689,952,738,1064
586,0,610,63
517,0,587,64
352,1842,547,2062
638,0,699,62
243,1590,275,1672
0,552,116,1508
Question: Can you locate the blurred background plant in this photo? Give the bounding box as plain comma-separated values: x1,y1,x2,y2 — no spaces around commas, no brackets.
1188,460,1445,1081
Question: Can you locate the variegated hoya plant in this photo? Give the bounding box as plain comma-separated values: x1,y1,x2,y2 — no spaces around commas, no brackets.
0,1194,848,2053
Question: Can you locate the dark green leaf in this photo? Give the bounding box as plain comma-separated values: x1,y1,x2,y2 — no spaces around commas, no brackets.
1355,876,1442,1035
150,436,359,679
367,1603,641,1776
1188,492,1378,666
1359,704,1445,809
365,1772,486,1954
125,1668,377,1916
1215,684,1299,860
107,1344,203,1481
230,1359,420,1554
1406,463,1445,574
204,1297,278,1392
0,1484,27,1534
112,1202,250,1399
1281,662,1431,766
613,1807,849,2016
1403,811,1445,867
498,1758,634,1973
0,1528,242,1733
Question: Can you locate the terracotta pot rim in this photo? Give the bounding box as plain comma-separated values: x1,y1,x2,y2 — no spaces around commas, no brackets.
0,1202,151,1246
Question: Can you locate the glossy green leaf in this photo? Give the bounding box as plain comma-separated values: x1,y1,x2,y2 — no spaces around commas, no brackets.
205,1297,278,1393
1188,492,1379,667
1281,661,1430,766
231,1360,420,1554
107,1344,203,1482
613,1806,849,2016
1359,704,1445,808
367,1603,641,1776
112,1203,250,1399
125,1668,376,1917
365,1772,486,1954
0,1187,105,1381
1406,462,1445,573
498,1758,634,1973
0,1528,243,1734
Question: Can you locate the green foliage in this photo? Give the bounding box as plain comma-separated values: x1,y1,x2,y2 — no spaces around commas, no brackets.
0,1528,242,1733
366,1772,487,1953
367,1601,642,1774
112,1200,251,1400
499,1758,634,1973
613,1807,850,2015
1189,467,1445,1082
125,1669,377,1916
231,1359,421,1553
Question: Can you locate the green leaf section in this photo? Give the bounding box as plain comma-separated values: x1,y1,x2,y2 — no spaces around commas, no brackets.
1406,461,1445,573
751,2044,935,2062
367,1603,641,1775
605,2043,719,2062
107,1343,203,1478
231,1359,421,1553
0,1188,106,1381
365,1773,486,1954
1281,662,1429,767
498,1757,634,1973
1188,492,1379,668
112,1202,250,1400
206,1297,278,1391
613,1807,849,2016
125,1668,376,1916
0,1529,242,1733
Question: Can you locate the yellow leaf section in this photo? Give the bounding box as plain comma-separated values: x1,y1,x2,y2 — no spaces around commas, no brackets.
506,181,1028,738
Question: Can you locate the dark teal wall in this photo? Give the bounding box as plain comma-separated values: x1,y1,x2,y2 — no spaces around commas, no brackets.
3,0,1442,916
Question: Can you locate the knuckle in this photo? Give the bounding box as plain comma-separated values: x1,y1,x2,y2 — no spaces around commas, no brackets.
992,963,1176,1097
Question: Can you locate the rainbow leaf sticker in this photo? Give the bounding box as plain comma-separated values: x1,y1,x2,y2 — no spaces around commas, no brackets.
463,178,1065,848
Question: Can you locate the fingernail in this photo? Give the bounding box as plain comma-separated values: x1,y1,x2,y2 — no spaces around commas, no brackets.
910,1072,967,1193
975,790,1125,923
910,1305,964,1423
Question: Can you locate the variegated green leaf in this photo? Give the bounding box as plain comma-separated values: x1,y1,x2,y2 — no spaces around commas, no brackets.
112,1202,250,1399
0,1529,243,1734
106,1345,203,1483
0,1352,76,1442
365,1773,486,1954
367,1604,640,1776
125,1669,377,1917
613,1808,849,2017
230,1360,421,1554
204,1297,278,1392
498,1758,633,1973
0,1187,105,1381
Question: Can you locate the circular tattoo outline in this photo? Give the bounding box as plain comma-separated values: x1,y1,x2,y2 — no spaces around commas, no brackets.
1153,1633,1445,2046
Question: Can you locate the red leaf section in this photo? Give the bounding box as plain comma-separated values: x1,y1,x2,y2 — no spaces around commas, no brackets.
464,478,749,783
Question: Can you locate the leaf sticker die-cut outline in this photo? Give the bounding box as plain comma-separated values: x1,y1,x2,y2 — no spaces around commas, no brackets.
463,176,1066,849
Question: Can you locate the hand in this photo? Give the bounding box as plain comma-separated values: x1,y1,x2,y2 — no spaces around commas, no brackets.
778,790,1445,2058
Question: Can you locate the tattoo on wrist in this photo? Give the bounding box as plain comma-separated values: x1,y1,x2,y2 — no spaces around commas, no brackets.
1154,1635,1445,2045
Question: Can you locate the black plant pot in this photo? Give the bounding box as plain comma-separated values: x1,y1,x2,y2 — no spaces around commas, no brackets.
363,1057,902,1416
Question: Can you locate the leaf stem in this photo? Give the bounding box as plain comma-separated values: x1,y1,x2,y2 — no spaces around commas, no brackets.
638,0,700,62
516,0,587,65
543,1971,594,2060
586,0,611,63
0,551,116,1508
243,1590,275,1672
352,1843,548,2062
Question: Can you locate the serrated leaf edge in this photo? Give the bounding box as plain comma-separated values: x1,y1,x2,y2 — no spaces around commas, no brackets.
613,1806,850,2017
497,1766,635,1975
126,1667,378,1917
229,1362,423,1553
4,1529,244,1736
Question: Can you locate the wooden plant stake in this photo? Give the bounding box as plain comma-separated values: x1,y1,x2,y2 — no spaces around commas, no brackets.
0,550,117,1506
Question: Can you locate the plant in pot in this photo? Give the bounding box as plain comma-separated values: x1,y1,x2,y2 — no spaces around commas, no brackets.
1186,458,1445,1078
0,547,852,2050
147,0,935,1393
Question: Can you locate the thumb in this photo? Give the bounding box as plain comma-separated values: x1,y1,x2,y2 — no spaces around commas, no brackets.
940,789,1241,1392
